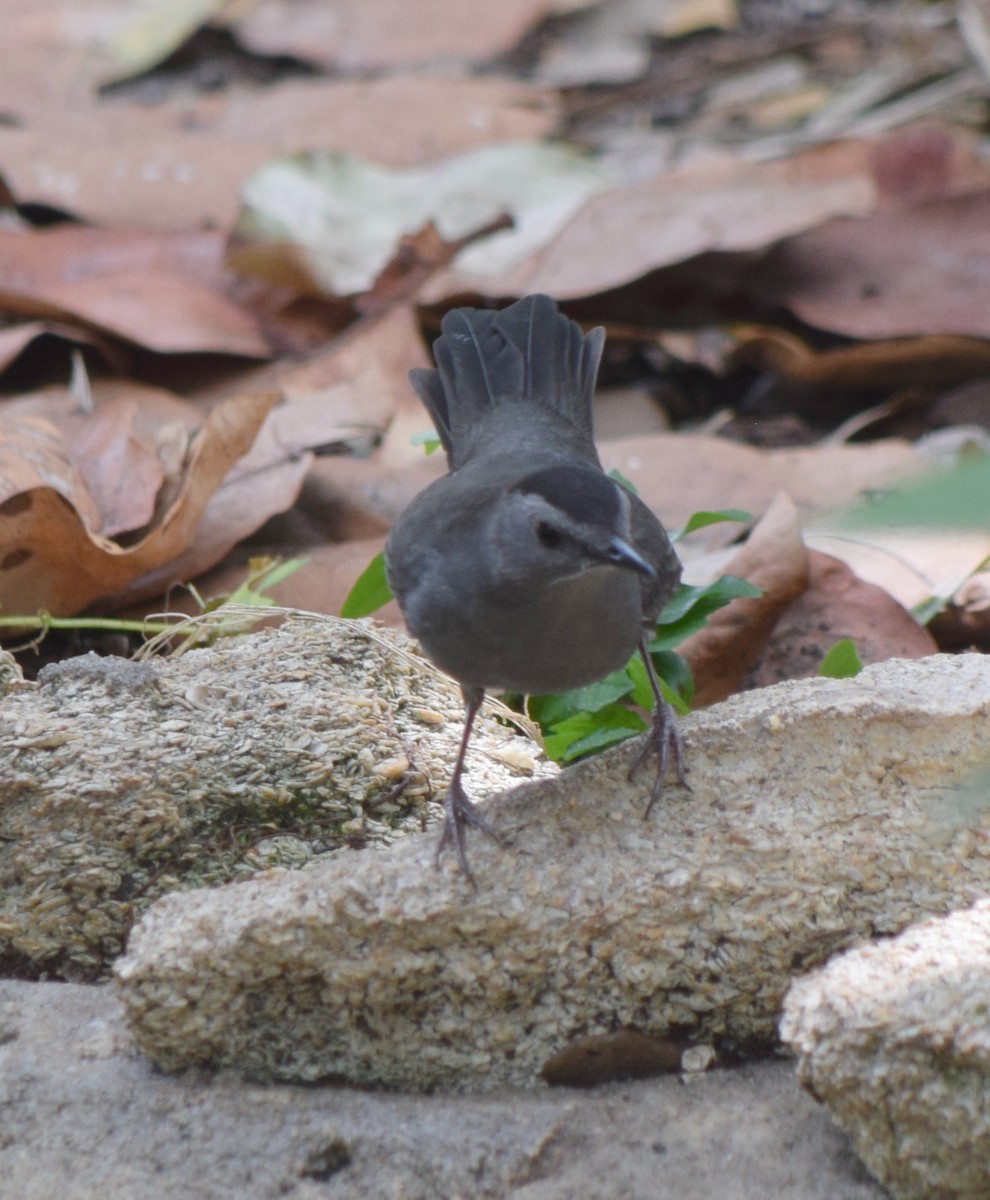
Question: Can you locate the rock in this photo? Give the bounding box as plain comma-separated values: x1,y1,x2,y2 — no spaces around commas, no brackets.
0,618,551,979
782,897,990,1200
0,979,887,1200
116,655,990,1091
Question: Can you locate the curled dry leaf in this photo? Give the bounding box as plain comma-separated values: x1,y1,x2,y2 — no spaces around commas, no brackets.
109,307,431,609
678,493,811,708
0,390,282,617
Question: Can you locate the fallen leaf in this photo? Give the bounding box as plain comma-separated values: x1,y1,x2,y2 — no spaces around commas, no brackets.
0,391,281,617
805,528,990,615
200,76,559,167
110,307,432,607
758,187,990,339
132,537,405,627
599,433,923,545
422,139,877,301
746,549,937,689
55,394,165,539
230,142,610,298
104,0,230,81
679,493,810,707
0,77,557,230
0,226,270,356
232,0,573,70
195,301,430,452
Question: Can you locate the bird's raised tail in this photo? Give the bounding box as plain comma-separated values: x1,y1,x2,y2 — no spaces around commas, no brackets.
409,294,604,469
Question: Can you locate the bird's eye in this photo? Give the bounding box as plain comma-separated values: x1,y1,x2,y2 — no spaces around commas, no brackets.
536,521,564,549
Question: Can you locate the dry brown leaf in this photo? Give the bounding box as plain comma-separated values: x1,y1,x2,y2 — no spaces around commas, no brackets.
0,0,118,115
746,549,937,690
133,537,404,627
868,124,990,206
0,78,557,230
233,0,572,69
759,187,990,339
195,302,430,451
0,391,280,617
0,226,270,357
200,76,559,169
600,433,923,542
422,140,878,302
108,309,431,607
115,405,312,608
0,110,277,231
805,529,990,615
679,493,810,708
55,394,164,539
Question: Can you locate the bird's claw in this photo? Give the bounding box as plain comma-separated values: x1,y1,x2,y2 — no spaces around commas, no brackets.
435,780,502,886
629,697,689,818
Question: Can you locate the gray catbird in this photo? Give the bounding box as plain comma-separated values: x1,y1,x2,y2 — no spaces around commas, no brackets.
385,294,684,881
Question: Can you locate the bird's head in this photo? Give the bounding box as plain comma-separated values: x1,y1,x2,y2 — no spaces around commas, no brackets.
487,463,656,592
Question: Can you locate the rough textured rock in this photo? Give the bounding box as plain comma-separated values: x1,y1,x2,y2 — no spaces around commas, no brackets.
0,979,888,1200
117,654,990,1091
0,618,550,978
782,897,990,1200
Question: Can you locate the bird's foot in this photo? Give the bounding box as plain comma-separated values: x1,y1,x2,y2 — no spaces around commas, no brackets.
629,698,689,818
435,780,502,886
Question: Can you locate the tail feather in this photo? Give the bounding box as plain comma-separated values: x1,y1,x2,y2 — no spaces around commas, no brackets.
410,295,603,467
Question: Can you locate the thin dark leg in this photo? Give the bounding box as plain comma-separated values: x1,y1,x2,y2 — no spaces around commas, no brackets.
435,687,501,885
629,641,688,818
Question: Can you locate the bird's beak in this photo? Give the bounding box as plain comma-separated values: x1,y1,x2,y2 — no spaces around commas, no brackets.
606,536,656,577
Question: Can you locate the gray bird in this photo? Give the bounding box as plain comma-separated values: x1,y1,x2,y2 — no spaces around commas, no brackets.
385,294,684,881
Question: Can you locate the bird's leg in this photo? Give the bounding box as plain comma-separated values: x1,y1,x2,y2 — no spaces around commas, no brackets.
629,641,688,818
435,688,501,885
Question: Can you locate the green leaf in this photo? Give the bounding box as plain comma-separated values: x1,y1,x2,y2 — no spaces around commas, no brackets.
842,455,990,530
819,639,863,679
341,552,394,618
608,467,638,496
528,668,633,727
217,555,308,609
911,552,990,626
673,509,752,541
651,576,762,649
912,593,949,626
543,704,648,764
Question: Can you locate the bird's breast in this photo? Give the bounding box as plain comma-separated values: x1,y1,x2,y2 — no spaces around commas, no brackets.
418,565,644,696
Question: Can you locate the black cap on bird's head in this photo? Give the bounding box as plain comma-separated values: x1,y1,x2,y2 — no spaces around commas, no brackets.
513,463,656,578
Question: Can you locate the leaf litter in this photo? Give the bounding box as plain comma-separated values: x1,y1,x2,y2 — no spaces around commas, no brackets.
1,0,990,680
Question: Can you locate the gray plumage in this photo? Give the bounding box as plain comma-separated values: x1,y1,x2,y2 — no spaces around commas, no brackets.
386,294,685,881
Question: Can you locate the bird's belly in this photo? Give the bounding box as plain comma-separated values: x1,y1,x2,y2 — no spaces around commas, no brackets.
419,570,644,695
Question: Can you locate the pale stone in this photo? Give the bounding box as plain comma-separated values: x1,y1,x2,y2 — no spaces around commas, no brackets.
0,617,553,979
782,897,990,1200
116,654,990,1092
